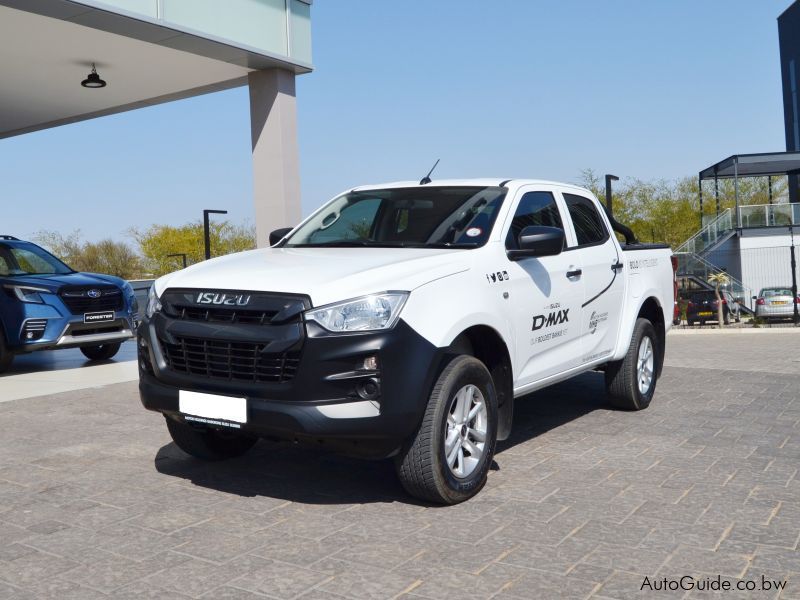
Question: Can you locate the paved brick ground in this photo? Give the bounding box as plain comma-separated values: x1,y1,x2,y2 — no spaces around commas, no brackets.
0,332,798,599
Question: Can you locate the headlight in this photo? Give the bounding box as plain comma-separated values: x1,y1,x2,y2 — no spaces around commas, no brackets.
145,285,162,318
304,292,409,333
5,285,47,304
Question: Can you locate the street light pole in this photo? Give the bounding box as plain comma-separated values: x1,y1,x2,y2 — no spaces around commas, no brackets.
203,209,228,260
167,253,188,269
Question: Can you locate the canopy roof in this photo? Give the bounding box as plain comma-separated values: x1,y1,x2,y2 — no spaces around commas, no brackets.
699,152,800,180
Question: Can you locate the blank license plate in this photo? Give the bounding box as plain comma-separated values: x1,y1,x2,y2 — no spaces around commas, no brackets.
179,390,247,424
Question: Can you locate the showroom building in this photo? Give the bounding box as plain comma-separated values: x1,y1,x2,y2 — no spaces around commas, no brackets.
0,0,313,247
779,0,800,201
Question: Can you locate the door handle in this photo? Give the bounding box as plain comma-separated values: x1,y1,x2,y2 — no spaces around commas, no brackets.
611,261,624,272
566,269,582,278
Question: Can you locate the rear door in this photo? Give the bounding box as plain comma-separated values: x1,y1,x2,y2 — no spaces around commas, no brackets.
561,192,624,365
502,187,584,387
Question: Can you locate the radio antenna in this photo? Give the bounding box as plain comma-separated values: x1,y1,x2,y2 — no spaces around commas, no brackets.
419,159,440,185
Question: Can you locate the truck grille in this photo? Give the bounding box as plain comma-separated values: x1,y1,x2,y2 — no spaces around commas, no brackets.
161,336,300,383
171,305,280,325
60,287,123,314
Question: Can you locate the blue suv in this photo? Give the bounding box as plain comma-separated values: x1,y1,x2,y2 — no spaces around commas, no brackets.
0,236,138,373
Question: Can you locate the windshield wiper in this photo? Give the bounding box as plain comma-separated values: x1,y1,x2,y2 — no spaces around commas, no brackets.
289,241,372,248
289,241,478,249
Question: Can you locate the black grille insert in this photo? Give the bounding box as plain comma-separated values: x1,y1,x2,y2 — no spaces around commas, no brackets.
171,305,280,325
60,287,123,314
161,336,300,383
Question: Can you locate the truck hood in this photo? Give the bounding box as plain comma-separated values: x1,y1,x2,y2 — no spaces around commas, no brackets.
2,272,125,293
156,247,470,306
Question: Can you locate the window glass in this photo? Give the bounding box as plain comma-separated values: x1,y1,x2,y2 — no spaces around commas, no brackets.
0,243,73,276
564,193,609,246
505,192,563,250
286,187,506,248
307,198,381,244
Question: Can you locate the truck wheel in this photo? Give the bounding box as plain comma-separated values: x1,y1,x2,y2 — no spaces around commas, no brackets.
395,355,497,505
605,318,659,411
165,416,258,461
0,331,14,374
80,343,121,361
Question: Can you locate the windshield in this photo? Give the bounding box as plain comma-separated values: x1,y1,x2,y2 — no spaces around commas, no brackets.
761,288,793,297
284,186,507,248
0,242,74,276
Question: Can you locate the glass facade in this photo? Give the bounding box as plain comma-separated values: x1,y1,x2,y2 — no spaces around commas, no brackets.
83,0,311,64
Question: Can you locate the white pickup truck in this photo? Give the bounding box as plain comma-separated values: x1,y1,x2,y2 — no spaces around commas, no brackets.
138,179,677,504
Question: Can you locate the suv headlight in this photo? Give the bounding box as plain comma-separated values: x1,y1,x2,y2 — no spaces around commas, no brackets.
145,285,162,319
5,285,48,304
305,292,409,333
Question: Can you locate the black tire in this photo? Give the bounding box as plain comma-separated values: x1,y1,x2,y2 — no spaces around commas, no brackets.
0,329,14,374
80,343,122,361
165,415,258,461
395,355,498,505
605,318,659,411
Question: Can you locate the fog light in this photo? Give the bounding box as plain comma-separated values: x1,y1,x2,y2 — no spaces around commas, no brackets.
362,355,378,371
356,377,380,401
22,319,47,341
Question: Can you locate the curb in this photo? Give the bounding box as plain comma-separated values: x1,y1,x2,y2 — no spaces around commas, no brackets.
668,327,800,335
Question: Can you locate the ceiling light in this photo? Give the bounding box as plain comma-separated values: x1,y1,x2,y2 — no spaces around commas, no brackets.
81,63,106,88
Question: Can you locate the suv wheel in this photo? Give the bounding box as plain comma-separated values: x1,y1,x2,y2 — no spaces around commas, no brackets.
605,318,659,411
165,416,258,461
80,343,122,361
395,355,498,505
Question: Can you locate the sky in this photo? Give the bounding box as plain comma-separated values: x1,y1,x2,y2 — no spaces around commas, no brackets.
0,0,792,243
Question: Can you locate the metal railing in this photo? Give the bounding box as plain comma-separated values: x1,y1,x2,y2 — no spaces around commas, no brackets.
676,209,733,255
738,203,800,228
675,252,753,308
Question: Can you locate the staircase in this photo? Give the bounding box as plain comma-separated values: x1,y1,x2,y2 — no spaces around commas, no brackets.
675,209,735,255
675,209,752,312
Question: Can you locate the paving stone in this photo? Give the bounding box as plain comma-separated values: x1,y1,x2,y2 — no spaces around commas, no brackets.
664,545,752,579
0,333,798,597
581,542,670,576
228,556,331,599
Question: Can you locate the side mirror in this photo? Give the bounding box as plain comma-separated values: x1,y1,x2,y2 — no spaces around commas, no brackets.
751,296,757,300
269,227,293,246
507,226,565,261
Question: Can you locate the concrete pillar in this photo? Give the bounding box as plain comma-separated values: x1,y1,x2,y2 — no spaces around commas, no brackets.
248,69,302,248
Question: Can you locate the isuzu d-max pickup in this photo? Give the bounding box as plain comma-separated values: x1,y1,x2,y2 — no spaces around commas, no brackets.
138,179,676,504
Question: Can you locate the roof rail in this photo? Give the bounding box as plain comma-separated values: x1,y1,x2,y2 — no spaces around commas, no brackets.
0,235,19,240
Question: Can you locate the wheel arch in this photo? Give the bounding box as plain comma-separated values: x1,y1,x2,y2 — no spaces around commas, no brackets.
636,296,666,378
448,325,514,441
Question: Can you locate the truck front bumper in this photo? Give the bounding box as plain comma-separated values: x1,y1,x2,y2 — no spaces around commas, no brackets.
138,318,446,458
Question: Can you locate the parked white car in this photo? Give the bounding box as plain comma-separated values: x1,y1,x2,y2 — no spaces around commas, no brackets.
138,179,676,504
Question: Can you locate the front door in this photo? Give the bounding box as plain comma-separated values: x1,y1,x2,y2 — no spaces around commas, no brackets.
503,188,584,388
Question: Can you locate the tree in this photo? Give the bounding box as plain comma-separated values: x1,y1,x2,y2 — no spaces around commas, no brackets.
576,170,789,250
130,220,256,277
33,230,143,279
707,272,731,327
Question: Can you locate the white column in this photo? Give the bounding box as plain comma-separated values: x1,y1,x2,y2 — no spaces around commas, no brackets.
248,69,302,248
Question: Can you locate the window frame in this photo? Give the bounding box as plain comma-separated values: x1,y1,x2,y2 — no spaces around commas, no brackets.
500,186,575,252
561,192,611,250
